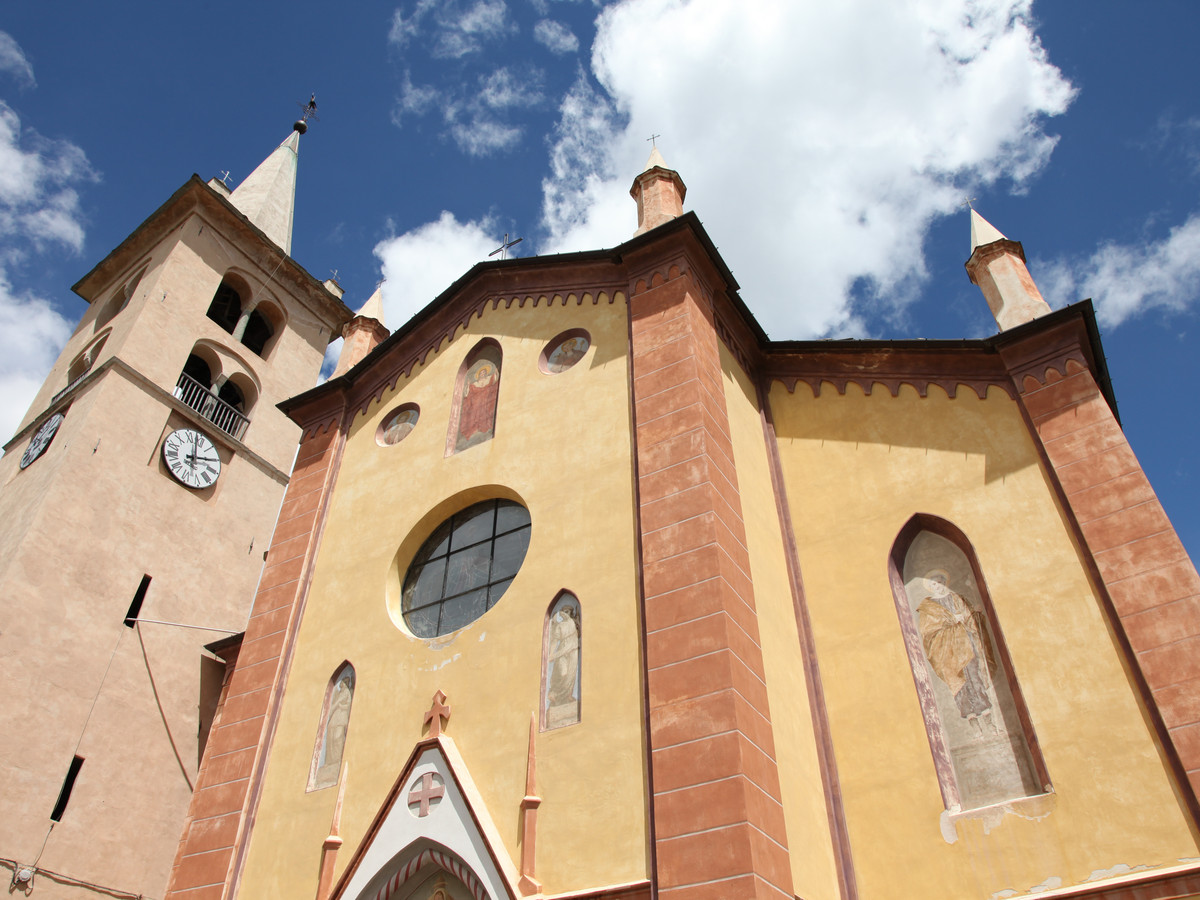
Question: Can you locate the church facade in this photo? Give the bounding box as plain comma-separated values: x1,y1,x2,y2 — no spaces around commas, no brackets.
162,155,1200,900
4,127,1200,900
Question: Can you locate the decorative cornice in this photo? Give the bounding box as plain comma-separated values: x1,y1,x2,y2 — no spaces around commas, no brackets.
763,345,1016,401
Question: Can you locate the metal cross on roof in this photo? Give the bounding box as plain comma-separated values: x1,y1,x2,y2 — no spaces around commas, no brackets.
488,233,523,260
960,196,977,210
647,133,661,148
218,171,231,187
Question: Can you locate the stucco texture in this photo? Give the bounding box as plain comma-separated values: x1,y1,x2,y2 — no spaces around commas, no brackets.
238,295,649,898
768,380,1198,900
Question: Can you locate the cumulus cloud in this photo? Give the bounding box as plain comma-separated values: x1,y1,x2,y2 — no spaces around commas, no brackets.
533,19,579,54
390,0,514,59
0,85,96,441
539,0,1075,338
1039,214,1200,328
0,32,34,89
395,65,543,156
0,271,73,442
373,211,498,327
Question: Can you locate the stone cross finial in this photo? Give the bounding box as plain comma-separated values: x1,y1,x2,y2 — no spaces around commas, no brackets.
424,690,451,737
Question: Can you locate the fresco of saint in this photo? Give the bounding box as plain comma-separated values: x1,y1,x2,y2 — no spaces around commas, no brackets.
455,356,500,451
917,569,997,740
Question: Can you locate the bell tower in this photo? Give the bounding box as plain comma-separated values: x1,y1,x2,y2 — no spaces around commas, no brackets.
0,117,352,899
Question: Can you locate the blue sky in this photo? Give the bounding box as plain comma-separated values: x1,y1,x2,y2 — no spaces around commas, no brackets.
1,0,1198,559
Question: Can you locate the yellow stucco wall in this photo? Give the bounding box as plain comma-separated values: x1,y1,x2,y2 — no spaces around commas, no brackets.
768,380,1199,899
240,294,649,898
719,344,843,900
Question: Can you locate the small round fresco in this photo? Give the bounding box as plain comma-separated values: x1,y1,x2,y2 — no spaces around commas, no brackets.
542,331,590,374
378,404,419,446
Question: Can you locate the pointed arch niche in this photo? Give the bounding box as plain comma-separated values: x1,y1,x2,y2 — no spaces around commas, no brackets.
888,515,1049,811
308,662,355,791
541,591,581,730
446,340,501,456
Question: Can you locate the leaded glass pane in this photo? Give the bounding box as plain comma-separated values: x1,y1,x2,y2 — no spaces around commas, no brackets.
495,500,529,535
491,529,530,582
405,557,446,610
445,544,491,595
451,503,495,549
439,589,488,633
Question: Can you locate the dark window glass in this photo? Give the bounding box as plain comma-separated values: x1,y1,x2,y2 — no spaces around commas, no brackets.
207,282,242,333
402,499,531,638
242,309,274,356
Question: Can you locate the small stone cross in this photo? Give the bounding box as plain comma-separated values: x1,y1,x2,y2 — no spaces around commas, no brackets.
424,690,451,737
407,772,444,817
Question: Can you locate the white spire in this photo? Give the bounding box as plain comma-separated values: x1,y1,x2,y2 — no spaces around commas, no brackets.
229,131,300,255
643,145,668,172
969,208,1006,253
356,284,385,327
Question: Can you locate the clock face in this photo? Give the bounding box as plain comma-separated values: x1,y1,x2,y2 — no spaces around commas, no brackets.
162,428,221,489
20,413,64,469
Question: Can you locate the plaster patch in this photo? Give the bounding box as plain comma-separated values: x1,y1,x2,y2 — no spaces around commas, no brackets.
421,653,462,671
990,891,1017,899
939,810,958,844
1026,876,1062,893
477,631,486,642
940,792,1056,843
1086,863,1151,882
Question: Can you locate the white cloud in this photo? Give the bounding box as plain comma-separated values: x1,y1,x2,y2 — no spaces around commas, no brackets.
0,83,96,442
539,0,1075,338
391,0,515,58
0,269,73,442
533,19,580,54
396,65,543,156
0,31,34,89
373,211,498,328
1039,214,1200,328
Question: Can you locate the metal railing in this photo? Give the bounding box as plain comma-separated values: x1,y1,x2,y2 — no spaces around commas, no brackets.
173,372,249,440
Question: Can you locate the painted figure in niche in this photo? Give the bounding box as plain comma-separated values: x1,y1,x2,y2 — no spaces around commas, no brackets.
544,596,581,729
382,407,418,445
902,529,1042,809
455,354,500,452
312,668,354,789
546,335,588,373
917,569,997,740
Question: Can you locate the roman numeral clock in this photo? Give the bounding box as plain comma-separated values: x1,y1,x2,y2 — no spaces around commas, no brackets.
161,427,222,489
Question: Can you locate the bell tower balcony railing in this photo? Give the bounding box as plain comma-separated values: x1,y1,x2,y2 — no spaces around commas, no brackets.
173,372,250,441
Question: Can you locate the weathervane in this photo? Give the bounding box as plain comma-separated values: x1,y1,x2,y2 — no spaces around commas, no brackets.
294,94,319,134
489,232,523,260
647,133,661,148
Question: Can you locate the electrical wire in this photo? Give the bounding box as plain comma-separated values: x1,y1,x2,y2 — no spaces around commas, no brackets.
1,856,148,899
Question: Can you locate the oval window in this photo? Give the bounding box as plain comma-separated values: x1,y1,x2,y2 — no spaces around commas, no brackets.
402,499,531,637
378,404,419,446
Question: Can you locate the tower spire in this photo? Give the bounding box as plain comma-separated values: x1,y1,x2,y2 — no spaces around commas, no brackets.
964,209,1051,331
229,127,301,255
630,144,687,237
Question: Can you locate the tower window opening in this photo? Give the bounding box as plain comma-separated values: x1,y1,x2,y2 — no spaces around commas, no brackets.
125,575,151,627
50,756,84,822
241,309,274,356
181,354,213,390
217,381,245,413
207,282,242,334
